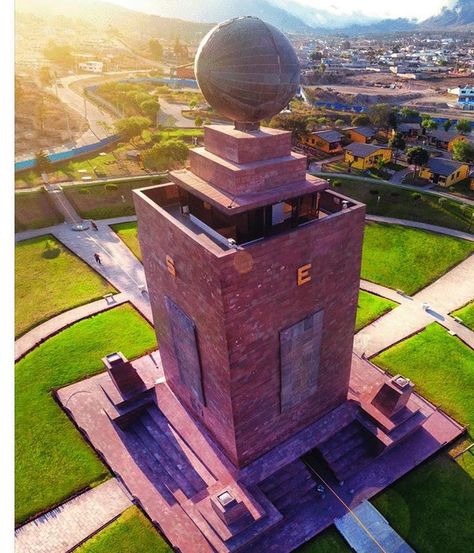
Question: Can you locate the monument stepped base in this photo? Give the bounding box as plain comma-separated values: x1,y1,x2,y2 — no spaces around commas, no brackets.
57,352,464,553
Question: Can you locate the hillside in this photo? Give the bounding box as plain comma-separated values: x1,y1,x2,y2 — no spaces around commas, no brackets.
421,0,474,30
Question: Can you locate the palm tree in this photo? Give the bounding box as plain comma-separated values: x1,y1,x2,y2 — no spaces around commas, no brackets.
34,150,53,184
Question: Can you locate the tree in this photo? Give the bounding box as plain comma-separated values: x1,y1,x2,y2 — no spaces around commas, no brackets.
367,103,393,131
421,118,438,131
399,107,420,121
143,139,189,170
140,99,160,119
406,146,429,180
352,114,371,126
39,66,53,87
43,41,74,67
443,119,452,132
456,119,472,135
194,116,203,127
148,39,163,60
452,140,474,163
389,133,406,165
334,119,345,127
34,150,52,178
114,116,151,146
269,113,308,142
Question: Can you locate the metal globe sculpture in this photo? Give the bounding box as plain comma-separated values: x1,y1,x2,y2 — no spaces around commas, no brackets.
195,16,300,128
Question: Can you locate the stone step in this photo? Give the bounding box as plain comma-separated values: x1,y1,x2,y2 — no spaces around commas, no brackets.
318,422,361,455
131,420,197,499
268,470,315,506
259,461,307,496
123,429,177,504
331,444,375,481
141,410,207,493
274,474,317,512
321,429,368,465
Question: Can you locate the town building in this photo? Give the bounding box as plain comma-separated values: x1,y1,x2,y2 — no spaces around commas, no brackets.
448,85,474,110
343,142,392,170
420,158,470,186
78,61,104,73
302,129,344,154
343,126,376,144
427,130,469,151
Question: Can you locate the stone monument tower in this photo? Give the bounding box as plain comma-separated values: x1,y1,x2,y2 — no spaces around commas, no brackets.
134,17,366,467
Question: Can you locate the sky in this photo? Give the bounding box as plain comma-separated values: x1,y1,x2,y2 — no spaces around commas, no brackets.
106,0,454,22
296,0,453,22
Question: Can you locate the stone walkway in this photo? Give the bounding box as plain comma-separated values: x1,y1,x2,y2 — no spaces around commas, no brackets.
355,254,474,357
366,215,474,242
335,500,414,553
51,221,152,323
15,292,128,361
15,479,132,553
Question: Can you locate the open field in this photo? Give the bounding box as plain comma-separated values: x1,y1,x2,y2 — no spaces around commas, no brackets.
15,235,114,337
361,223,474,294
371,323,474,552
112,221,142,260
15,305,157,525
296,526,350,552
75,506,171,553
355,290,397,332
451,301,474,331
325,177,474,233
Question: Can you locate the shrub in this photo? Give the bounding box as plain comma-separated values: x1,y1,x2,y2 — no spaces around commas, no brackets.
79,188,90,195
411,192,422,201
105,183,118,191
369,189,380,196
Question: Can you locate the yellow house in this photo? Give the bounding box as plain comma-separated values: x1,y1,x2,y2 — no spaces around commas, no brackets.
427,130,469,152
343,126,376,144
343,142,392,170
419,158,470,187
302,130,344,154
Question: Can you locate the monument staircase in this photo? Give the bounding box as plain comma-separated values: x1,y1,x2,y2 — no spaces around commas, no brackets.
259,460,317,515
123,404,211,503
316,421,381,482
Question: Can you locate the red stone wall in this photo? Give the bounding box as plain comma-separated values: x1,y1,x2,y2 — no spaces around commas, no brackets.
134,186,365,467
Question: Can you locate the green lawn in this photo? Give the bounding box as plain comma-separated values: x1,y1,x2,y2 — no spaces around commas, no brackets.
372,454,474,553
75,506,172,553
15,235,115,337
15,305,157,524
324,176,474,233
355,290,397,332
361,223,474,295
296,526,350,552
112,221,141,260
372,323,474,437
370,322,474,551
451,301,474,331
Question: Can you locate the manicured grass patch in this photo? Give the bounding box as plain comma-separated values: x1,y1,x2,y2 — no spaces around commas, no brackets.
15,305,157,524
15,235,114,337
324,176,474,233
111,221,141,260
372,323,474,434
64,177,167,220
15,190,63,231
355,290,397,332
361,223,474,295
75,506,171,553
371,322,474,551
372,454,474,553
296,526,351,552
451,301,474,331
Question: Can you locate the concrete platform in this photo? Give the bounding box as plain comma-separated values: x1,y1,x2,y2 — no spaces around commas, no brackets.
57,352,464,553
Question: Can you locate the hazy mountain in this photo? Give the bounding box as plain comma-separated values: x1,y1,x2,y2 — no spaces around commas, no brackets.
15,0,212,41
420,0,474,30
343,18,418,35
119,0,315,34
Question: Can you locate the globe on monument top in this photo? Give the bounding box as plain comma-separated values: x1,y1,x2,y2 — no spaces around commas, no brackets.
194,16,301,126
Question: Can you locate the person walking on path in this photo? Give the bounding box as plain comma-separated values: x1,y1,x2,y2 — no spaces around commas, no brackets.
90,220,99,231
94,252,102,265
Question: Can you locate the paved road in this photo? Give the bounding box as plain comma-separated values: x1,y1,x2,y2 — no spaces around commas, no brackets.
15,479,132,553
158,97,196,128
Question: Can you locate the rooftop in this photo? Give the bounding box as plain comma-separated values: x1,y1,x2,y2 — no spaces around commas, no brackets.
310,129,344,143
344,126,376,137
344,142,390,157
426,157,467,176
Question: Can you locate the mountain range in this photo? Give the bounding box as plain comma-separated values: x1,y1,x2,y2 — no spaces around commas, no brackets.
15,0,474,36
